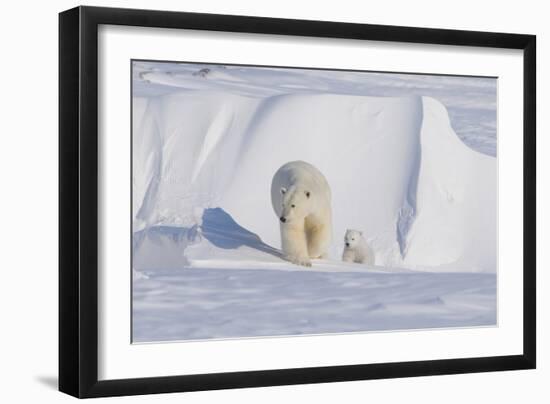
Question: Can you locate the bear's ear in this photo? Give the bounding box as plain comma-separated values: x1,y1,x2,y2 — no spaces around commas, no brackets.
305,191,310,198
359,231,363,236
280,187,287,195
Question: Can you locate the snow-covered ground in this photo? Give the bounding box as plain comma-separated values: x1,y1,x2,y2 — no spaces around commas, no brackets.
133,267,495,342
132,62,497,342
132,208,496,342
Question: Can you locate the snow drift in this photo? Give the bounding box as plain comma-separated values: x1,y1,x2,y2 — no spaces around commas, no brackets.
132,88,496,273
131,63,497,341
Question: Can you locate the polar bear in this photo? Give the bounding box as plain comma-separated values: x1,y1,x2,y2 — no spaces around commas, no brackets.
342,229,375,265
271,161,332,267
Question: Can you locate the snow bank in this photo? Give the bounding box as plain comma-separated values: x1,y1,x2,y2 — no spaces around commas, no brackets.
133,72,496,273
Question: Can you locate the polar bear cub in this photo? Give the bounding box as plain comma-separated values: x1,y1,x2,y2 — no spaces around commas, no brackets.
271,161,332,267
342,229,375,265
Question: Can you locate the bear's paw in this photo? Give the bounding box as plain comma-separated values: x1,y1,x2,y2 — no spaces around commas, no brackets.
284,254,312,267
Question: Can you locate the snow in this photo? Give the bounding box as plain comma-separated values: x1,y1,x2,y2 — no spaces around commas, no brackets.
133,267,495,342
132,62,497,342
133,62,497,156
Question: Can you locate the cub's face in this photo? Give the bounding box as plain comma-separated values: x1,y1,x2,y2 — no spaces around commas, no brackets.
279,187,310,225
344,229,362,248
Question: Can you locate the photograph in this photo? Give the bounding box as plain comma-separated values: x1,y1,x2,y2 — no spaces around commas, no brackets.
54,3,539,398
131,61,497,343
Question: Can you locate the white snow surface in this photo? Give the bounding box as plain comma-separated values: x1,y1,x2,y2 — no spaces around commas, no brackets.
132,62,497,341
133,267,495,342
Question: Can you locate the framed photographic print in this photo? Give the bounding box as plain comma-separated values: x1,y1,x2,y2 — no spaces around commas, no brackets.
59,6,536,398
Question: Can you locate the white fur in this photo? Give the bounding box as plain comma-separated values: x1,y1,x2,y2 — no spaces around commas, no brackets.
342,229,375,265
271,161,332,267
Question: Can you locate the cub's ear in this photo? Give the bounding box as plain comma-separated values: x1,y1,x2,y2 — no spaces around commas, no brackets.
281,187,287,195
359,231,363,236
305,191,310,198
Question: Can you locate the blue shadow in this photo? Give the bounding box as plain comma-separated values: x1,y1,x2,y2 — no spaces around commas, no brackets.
201,208,281,258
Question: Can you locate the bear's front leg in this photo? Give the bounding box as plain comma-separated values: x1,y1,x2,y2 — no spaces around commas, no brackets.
342,248,355,263
305,221,331,259
280,222,311,267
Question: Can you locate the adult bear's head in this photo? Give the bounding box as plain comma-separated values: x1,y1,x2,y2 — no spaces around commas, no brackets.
279,186,311,225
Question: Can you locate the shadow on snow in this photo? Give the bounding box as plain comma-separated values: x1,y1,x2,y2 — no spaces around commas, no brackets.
133,207,282,259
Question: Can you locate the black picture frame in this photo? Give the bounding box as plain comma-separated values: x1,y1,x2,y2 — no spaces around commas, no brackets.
59,5,536,398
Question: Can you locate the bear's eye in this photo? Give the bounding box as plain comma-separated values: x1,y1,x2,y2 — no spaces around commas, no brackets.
291,204,295,208
352,238,355,241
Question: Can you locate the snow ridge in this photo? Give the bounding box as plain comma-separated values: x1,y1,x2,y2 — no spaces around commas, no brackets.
396,97,423,258
133,92,495,273
133,98,163,230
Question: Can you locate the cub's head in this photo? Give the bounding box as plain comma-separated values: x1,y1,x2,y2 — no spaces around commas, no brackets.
344,229,363,248
279,187,311,224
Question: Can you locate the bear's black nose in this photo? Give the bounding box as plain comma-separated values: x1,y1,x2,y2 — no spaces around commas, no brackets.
280,217,286,223
345,242,350,247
